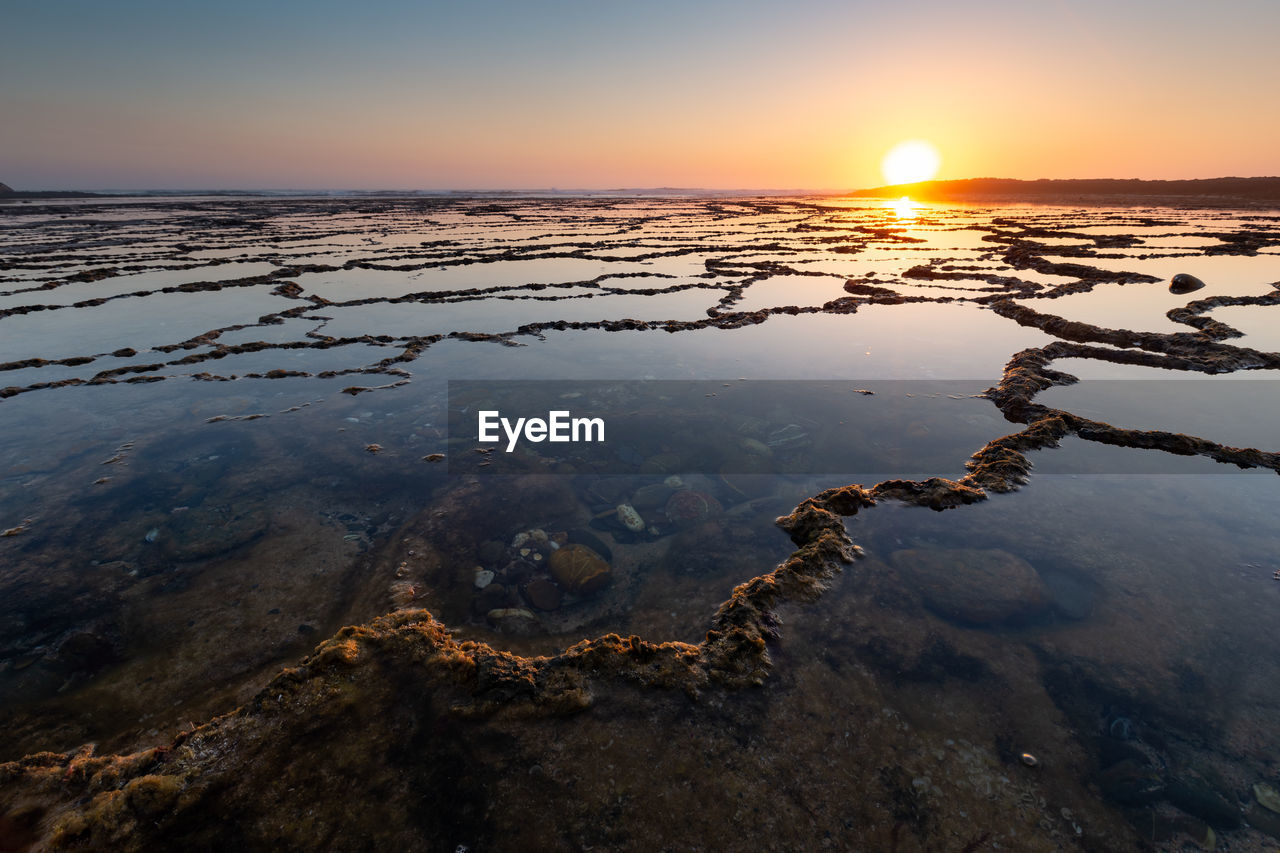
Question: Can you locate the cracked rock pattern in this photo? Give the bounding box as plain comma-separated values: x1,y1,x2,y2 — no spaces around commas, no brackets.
2,196,1280,851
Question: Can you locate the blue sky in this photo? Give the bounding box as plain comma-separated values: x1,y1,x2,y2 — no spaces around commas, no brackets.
3,0,1277,189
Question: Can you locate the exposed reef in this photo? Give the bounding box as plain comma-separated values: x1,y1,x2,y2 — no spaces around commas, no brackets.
3,197,1280,850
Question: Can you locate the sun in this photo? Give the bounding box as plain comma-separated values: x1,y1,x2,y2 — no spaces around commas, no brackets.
881,140,941,186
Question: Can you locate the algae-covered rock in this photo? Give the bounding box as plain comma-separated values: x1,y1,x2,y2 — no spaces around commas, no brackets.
890,548,1048,625
548,544,611,594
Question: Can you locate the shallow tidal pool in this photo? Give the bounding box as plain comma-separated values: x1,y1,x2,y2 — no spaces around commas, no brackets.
1,195,1279,851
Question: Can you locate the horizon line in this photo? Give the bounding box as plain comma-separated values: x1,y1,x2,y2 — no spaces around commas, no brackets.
5,175,1280,197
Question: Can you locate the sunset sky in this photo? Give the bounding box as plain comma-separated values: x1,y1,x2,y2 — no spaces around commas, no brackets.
3,0,1277,191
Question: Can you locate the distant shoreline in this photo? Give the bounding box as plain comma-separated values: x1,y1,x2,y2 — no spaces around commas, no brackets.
847,176,1280,207
0,187,819,200
4,176,1280,206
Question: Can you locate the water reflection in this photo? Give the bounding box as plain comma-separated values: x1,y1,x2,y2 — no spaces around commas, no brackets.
2,195,1280,849
886,194,919,220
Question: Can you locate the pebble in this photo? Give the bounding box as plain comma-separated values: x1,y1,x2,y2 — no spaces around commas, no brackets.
616,503,645,532
1255,781,1280,814
474,569,495,589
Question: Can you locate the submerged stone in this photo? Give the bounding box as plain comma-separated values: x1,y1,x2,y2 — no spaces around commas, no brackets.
565,528,613,562
1255,781,1280,814
1166,776,1240,829
478,539,505,565
1098,758,1165,805
615,504,645,532
630,483,675,510
1041,569,1096,620
1247,803,1280,841
548,544,611,594
485,607,542,635
474,583,509,613
1095,735,1149,769
664,490,723,528
523,577,563,611
890,547,1048,625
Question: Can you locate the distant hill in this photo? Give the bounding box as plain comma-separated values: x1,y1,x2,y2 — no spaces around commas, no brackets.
0,182,106,199
849,177,1280,205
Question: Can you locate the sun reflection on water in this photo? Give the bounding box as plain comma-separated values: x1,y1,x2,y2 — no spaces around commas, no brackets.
886,195,918,220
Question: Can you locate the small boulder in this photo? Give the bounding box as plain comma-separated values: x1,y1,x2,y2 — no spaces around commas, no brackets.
523,577,563,611
548,544,611,594
1170,273,1206,294
1167,776,1240,830
486,608,542,635
630,483,675,511
664,490,723,528
890,547,1048,625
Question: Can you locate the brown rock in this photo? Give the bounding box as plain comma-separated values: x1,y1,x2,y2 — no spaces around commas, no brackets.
664,490,723,528
548,544,611,594
890,548,1048,625
524,577,563,611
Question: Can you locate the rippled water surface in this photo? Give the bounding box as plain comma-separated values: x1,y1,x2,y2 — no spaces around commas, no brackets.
2,196,1279,851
